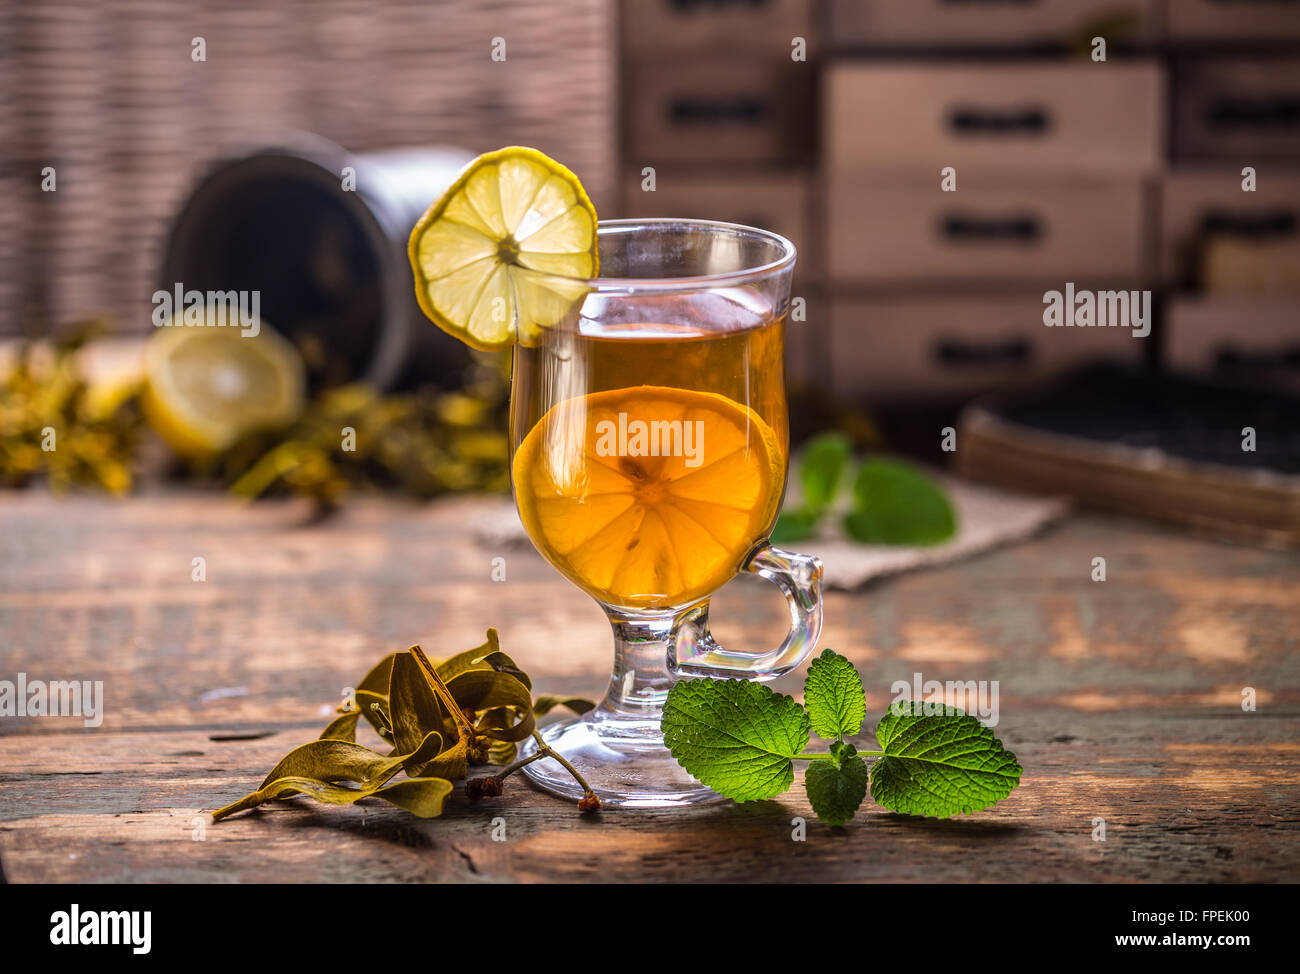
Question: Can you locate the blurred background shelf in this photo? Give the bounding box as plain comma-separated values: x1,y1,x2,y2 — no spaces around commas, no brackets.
2,0,1297,479
612,0,1299,412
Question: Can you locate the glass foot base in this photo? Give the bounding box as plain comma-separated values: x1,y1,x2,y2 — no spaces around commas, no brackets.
520,713,725,808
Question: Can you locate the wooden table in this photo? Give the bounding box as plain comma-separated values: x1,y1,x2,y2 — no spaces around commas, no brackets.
1,491,1297,883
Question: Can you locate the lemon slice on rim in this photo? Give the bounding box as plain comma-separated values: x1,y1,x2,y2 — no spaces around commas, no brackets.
407,146,598,350
142,323,305,457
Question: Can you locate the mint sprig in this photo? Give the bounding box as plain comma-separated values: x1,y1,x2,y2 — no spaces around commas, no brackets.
770,432,852,544
844,459,957,546
662,649,1022,826
771,435,958,547
805,741,869,826
804,648,866,740
870,702,1022,817
661,678,810,801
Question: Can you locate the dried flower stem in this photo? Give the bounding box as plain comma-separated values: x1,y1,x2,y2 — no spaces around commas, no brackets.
467,731,601,812
492,749,548,779
410,644,477,743
530,730,600,812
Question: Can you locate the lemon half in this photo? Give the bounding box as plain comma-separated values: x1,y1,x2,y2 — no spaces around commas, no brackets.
407,146,598,350
142,324,305,457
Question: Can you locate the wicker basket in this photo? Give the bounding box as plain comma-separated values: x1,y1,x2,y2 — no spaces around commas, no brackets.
2,0,616,337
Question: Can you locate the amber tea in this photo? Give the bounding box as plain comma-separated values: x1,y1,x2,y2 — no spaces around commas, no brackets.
511,310,788,610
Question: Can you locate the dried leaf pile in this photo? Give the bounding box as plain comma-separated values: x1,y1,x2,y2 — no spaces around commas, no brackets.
0,331,143,493
222,360,510,509
213,629,595,822
0,325,511,507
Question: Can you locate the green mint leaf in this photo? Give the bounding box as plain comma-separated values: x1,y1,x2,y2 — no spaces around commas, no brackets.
843,459,957,546
804,648,867,741
770,506,820,544
805,744,869,827
869,702,1022,817
799,432,853,516
828,739,854,765
770,432,855,543
663,678,810,802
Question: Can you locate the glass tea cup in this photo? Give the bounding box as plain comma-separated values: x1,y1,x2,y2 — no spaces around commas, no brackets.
510,219,822,806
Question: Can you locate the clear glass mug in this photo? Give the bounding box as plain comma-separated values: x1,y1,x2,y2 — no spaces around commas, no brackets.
510,219,823,806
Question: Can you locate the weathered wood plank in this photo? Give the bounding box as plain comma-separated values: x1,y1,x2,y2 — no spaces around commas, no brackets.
1,492,1297,882
1,716,1296,883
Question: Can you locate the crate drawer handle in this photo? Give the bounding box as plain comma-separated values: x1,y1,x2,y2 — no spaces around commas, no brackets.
1206,96,1300,131
933,337,1034,367
940,213,1042,241
665,0,778,11
669,96,768,125
1215,346,1300,370
948,105,1051,135
1201,209,1297,238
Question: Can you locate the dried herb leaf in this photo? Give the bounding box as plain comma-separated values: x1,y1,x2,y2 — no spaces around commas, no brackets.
212,628,598,823
257,739,403,789
486,739,518,765
212,775,453,821
472,649,533,690
433,629,503,683
320,711,361,742
533,695,597,717
213,731,446,821
474,708,529,763
411,736,469,781
0,324,144,493
363,778,456,817
444,669,533,716
220,358,510,507
409,645,481,746
484,710,536,744
388,651,448,753
398,730,449,778
358,652,399,694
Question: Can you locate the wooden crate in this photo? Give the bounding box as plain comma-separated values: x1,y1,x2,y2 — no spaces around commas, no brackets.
620,169,813,276
1166,297,1300,390
827,294,1147,402
1166,0,1300,42
1161,169,1300,284
622,0,814,58
1173,57,1300,162
626,58,815,167
825,62,1164,175
827,0,1161,48
825,174,1152,285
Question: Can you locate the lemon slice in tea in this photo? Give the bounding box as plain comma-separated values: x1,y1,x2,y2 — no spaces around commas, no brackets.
512,385,785,609
142,324,305,457
408,146,598,350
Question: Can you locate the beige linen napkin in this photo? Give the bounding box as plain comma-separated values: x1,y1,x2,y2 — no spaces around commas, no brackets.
460,475,1068,591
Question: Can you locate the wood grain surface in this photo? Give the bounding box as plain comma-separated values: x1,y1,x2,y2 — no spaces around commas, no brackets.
1,491,1297,883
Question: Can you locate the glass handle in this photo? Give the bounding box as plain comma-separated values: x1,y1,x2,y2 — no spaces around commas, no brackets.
668,544,823,681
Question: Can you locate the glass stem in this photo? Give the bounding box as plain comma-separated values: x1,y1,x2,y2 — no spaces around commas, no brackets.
597,605,690,722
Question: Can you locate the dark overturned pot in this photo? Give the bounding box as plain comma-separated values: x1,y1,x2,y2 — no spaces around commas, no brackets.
159,134,475,390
